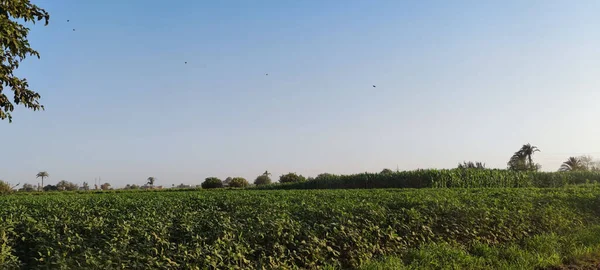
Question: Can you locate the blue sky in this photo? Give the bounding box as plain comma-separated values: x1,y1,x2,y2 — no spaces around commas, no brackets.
2,0,599,187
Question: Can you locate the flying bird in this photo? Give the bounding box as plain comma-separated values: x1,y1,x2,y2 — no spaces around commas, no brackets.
72,29,75,31
185,62,187,64
265,73,268,76
67,20,70,22
372,85,376,88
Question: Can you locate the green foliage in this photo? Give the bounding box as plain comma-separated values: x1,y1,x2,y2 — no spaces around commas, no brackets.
380,168,394,174
100,183,111,190
457,161,486,169
255,169,600,190
360,226,600,270
42,185,57,192
508,143,541,171
279,172,306,183
0,180,11,193
229,177,249,188
0,187,598,268
56,180,78,191
124,184,140,190
18,183,35,192
201,177,223,189
253,175,271,186
0,0,50,122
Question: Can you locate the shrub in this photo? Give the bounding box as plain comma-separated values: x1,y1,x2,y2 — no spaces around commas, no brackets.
254,175,272,186
202,177,223,189
229,177,249,188
279,172,306,183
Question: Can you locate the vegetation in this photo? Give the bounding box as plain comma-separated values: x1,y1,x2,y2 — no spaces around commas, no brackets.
0,180,11,193
254,169,600,190
508,143,541,171
35,171,48,191
0,187,599,268
18,183,35,192
201,177,223,189
0,0,50,122
228,177,249,188
254,171,272,185
457,161,486,169
56,180,78,191
279,172,306,183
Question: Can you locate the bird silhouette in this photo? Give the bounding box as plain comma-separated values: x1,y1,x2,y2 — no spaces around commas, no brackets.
185,62,187,64
67,20,70,22
72,29,75,31
265,73,268,76
372,85,376,88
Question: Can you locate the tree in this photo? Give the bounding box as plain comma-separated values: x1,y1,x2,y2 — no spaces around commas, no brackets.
279,173,306,183
0,1,50,122
36,171,49,191
508,144,541,171
457,161,486,169
19,183,35,192
559,157,585,172
42,185,57,191
56,180,78,191
0,180,11,193
223,177,233,186
254,175,272,186
380,168,394,174
229,177,249,188
147,177,155,187
201,177,223,189
82,182,89,191
124,184,140,190
100,183,111,190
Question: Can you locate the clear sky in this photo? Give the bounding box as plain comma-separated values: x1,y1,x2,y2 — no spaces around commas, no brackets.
2,0,599,187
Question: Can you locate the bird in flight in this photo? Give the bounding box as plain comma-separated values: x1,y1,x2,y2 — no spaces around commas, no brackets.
67,20,70,22
72,29,75,31
265,73,269,76
372,85,376,88
185,62,187,64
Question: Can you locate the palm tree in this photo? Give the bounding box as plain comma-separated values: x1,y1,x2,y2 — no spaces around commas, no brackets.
518,143,540,168
559,157,584,172
36,171,49,191
147,177,155,187
263,171,271,177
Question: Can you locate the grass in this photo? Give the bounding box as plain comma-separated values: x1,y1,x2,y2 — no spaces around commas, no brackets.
360,226,600,270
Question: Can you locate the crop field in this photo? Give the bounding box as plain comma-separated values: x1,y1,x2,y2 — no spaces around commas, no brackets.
1,187,600,269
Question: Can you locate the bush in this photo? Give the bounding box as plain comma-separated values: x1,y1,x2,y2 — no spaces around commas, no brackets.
229,177,249,188
254,175,272,186
0,180,12,193
202,177,223,189
279,173,306,183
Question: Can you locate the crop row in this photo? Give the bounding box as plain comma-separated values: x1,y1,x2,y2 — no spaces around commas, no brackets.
1,187,600,269
254,169,600,190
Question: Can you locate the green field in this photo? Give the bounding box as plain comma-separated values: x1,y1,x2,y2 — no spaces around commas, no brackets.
1,186,600,269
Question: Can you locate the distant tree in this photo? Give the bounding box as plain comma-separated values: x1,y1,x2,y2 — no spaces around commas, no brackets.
124,184,140,190
229,177,249,188
82,182,90,191
202,177,223,189
559,157,585,172
20,183,36,192
0,0,50,122
43,185,58,192
380,168,394,174
578,155,600,171
279,173,306,183
223,177,233,186
100,183,111,190
254,172,272,186
457,161,486,169
508,144,540,171
314,173,336,181
147,177,155,187
36,171,49,191
56,180,78,191
0,180,11,193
